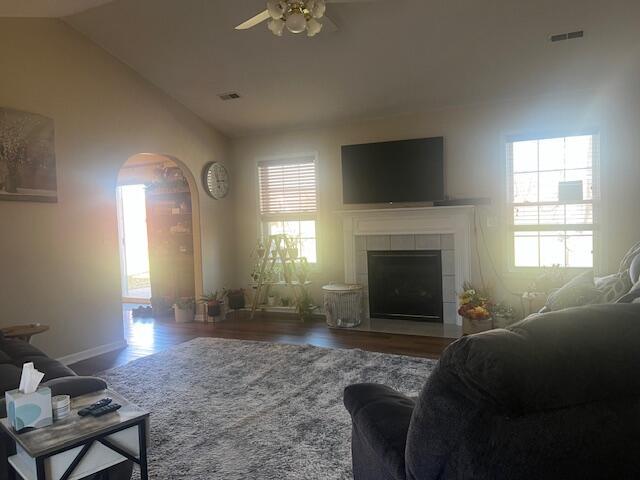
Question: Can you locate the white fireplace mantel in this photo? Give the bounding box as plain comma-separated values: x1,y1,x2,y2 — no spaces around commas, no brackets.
340,206,475,325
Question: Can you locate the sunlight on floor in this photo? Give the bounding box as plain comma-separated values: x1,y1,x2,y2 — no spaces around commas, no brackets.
123,304,155,349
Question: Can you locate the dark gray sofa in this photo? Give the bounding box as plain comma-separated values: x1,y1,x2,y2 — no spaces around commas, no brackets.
344,303,640,479
0,334,132,480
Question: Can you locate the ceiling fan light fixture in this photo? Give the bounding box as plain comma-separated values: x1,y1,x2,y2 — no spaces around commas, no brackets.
311,0,326,19
306,18,323,37
268,18,286,36
285,11,307,33
267,0,287,19
239,0,332,37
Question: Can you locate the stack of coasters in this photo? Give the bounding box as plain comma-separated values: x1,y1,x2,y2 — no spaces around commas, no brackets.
52,395,71,421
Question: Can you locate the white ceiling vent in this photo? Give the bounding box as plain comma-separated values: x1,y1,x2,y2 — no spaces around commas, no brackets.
218,92,241,101
550,30,584,42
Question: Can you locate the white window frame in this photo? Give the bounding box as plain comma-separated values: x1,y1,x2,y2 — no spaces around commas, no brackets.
505,131,600,272
256,153,320,266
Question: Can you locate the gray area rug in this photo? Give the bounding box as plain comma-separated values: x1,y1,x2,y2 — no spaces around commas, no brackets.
101,338,438,479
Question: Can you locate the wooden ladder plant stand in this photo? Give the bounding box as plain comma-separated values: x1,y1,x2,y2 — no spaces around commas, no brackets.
250,234,311,320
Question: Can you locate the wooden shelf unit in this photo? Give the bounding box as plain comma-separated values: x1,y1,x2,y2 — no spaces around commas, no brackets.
250,234,312,320
146,184,195,316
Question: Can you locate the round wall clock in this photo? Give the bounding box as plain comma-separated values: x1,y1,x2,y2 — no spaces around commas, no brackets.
203,162,229,199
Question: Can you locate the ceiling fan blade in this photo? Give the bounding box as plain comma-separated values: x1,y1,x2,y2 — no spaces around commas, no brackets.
321,15,339,33
235,10,271,30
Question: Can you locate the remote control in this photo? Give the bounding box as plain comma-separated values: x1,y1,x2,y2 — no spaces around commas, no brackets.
78,398,112,417
90,403,121,417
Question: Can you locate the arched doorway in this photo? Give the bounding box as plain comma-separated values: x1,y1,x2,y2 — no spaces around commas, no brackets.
116,153,203,320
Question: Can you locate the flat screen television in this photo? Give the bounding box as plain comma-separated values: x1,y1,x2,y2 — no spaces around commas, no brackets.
341,137,444,204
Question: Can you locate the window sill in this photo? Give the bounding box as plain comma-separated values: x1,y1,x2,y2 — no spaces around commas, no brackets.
502,266,592,280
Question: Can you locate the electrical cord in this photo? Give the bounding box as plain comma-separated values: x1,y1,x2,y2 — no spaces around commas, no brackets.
473,208,523,299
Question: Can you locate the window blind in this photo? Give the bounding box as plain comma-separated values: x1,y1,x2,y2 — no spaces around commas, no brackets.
259,158,317,214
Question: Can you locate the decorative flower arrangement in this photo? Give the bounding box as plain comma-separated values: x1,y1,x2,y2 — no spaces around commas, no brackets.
458,283,493,320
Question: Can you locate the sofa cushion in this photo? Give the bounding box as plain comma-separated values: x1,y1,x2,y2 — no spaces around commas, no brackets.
0,339,47,362
616,278,640,303
17,356,75,382
0,364,22,396
437,303,640,415
596,270,633,303
620,241,640,272
630,253,640,284
0,351,13,365
544,270,601,311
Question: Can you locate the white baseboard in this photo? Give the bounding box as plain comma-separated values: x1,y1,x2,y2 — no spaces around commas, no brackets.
57,339,128,366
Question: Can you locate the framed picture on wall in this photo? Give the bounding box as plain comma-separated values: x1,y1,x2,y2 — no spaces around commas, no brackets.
0,107,57,203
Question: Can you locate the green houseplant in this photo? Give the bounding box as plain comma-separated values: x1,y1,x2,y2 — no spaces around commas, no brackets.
296,288,318,321
200,291,223,317
492,302,516,328
174,297,195,323
225,289,246,310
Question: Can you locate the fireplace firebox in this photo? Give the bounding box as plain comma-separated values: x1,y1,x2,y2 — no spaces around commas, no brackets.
367,250,443,322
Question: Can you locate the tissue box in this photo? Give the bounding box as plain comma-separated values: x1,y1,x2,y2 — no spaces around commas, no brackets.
5,387,53,432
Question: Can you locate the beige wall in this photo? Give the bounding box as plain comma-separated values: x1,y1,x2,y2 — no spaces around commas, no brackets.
232,87,640,310
0,19,234,359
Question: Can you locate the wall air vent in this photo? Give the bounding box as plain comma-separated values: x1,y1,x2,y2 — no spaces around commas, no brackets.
218,92,241,101
550,30,584,42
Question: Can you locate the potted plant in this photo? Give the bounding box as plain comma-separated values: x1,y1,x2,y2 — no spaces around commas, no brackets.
296,288,318,321
199,291,223,318
281,297,292,307
174,297,195,323
151,296,173,317
492,302,516,329
225,289,246,310
458,283,493,335
296,258,311,284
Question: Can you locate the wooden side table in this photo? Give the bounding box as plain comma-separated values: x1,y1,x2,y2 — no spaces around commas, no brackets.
1,389,149,480
1,325,49,344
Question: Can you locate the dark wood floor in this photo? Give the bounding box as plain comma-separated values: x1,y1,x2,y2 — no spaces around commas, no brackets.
69,306,454,375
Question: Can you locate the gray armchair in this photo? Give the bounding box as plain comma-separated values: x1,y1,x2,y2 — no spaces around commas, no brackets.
345,303,640,479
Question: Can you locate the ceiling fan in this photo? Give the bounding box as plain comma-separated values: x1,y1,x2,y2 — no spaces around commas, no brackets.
236,0,378,37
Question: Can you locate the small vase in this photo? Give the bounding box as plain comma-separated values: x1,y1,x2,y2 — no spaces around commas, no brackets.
462,317,493,335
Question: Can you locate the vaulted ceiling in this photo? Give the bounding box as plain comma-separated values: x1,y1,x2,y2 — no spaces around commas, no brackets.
59,0,640,136
0,0,112,17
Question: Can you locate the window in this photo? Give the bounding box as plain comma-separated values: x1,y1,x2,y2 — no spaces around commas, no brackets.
507,134,599,268
258,156,318,263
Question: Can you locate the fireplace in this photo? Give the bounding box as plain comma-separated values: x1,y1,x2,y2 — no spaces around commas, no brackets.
367,250,444,323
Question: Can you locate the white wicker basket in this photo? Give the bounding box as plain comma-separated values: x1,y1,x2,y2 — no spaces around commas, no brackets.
322,283,363,328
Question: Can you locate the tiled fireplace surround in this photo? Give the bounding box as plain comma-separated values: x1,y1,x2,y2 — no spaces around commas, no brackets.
341,206,475,337
354,233,457,323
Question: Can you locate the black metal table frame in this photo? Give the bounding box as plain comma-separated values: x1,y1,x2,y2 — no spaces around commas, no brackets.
4,417,148,480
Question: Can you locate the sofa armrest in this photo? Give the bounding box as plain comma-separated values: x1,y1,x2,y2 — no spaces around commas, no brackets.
344,384,416,480
43,376,108,398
